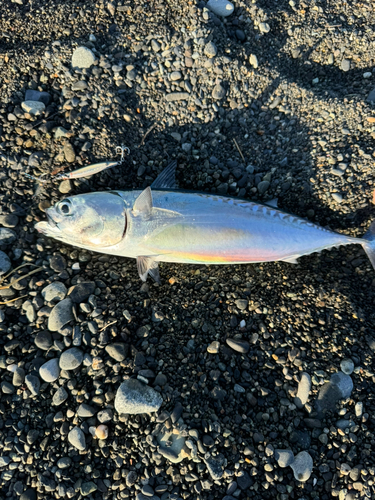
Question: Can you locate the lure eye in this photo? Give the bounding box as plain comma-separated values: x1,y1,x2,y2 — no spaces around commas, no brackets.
58,199,72,215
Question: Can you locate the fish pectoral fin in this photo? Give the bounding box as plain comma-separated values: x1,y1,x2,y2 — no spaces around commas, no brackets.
151,160,177,189
137,255,160,283
281,256,299,264
133,187,153,217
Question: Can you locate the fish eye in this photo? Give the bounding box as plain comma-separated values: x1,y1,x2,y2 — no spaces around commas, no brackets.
58,199,72,215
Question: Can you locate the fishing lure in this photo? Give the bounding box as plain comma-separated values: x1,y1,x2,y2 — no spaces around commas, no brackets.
54,146,130,180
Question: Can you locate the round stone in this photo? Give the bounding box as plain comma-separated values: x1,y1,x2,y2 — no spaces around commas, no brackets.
59,347,84,370
39,358,60,383
226,338,250,354
21,100,45,116
294,372,312,409
34,331,53,350
0,251,11,275
52,386,68,406
48,298,73,332
68,426,86,450
275,449,295,468
25,374,40,396
340,358,354,375
71,46,96,69
42,282,67,302
204,42,218,58
212,83,226,100
207,0,234,17
290,451,313,482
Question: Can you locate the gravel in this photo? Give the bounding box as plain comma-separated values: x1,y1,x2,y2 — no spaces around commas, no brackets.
1,1,375,498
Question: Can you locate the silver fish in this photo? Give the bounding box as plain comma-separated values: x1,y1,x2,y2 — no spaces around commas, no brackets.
35,161,375,282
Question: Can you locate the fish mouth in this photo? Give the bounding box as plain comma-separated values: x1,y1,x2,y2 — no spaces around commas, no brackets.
35,209,61,235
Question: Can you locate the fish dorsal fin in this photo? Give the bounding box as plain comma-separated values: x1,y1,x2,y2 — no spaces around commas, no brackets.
137,256,160,282
151,160,178,189
133,187,153,217
281,256,299,264
265,198,278,208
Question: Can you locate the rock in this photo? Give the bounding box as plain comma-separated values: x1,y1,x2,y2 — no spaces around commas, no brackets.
237,471,252,489
1,381,15,394
59,180,72,194
25,90,50,105
294,372,311,409
25,374,40,396
54,126,69,139
212,83,226,100
71,80,88,91
80,482,97,496
0,214,18,228
97,409,113,423
226,338,250,354
249,54,258,68
0,251,11,275
48,298,73,331
34,331,52,350
204,42,218,58
207,341,220,354
77,403,96,418
50,254,67,272
105,343,128,362
235,299,248,310
165,92,190,102
207,0,234,17
68,426,86,450
157,423,186,463
340,359,354,375
20,489,37,500
41,282,67,302
57,457,71,469
170,71,182,81
341,59,350,72
71,46,96,69
59,347,84,370
275,449,295,468
290,451,313,482
151,40,161,52
332,192,343,203
95,425,109,439
39,359,60,383
330,372,353,399
367,87,375,103
257,180,270,194
115,379,163,414
63,143,76,163
205,456,224,480
68,282,95,303
12,367,25,386
0,228,17,245
259,22,270,33
52,386,68,406
21,100,45,116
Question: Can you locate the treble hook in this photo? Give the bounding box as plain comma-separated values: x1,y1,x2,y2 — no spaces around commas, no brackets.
116,145,130,164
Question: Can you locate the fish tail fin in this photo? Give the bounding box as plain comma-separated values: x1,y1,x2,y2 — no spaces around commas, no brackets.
362,220,375,270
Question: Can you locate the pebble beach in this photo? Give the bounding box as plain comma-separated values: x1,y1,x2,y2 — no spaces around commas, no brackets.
0,1,375,500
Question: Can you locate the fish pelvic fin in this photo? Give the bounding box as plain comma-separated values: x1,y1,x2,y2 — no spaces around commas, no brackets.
137,255,160,283
362,220,375,270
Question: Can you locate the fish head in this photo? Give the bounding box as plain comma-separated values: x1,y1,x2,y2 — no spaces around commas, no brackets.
35,192,126,249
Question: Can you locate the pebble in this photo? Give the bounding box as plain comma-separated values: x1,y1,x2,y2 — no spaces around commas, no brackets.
59,180,72,194
68,282,95,302
48,298,73,331
204,42,218,58
20,490,37,500
340,358,354,375
21,100,45,115
59,347,84,370
95,425,109,440
226,338,250,354
39,358,60,382
41,282,67,302
275,449,295,468
165,92,190,102
12,367,25,386
212,83,226,100
0,456,11,467
77,403,96,417
0,214,18,228
249,54,258,69
54,126,69,139
294,372,311,409
71,46,96,69
207,341,220,354
158,426,186,463
80,482,97,496
68,426,86,450
34,331,52,350
57,457,71,469
25,374,40,396
52,386,68,406
290,451,313,482
25,89,50,105
115,379,163,414
105,342,127,361
341,59,350,72
0,251,11,275
205,456,223,480
207,0,234,17
0,228,17,245
63,143,76,163
332,192,343,203
259,22,271,33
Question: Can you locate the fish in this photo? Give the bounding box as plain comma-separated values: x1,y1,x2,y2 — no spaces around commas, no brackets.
35,161,375,282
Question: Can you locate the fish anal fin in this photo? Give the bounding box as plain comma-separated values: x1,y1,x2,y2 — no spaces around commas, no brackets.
151,160,178,189
281,256,299,264
137,256,160,282
133,187,153,217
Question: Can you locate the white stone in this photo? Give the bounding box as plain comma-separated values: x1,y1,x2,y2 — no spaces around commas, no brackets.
207,0,234,17
340,358,354,375
21,100,45,116
39,358,60,383
290,451,313,482
71,46,96,69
